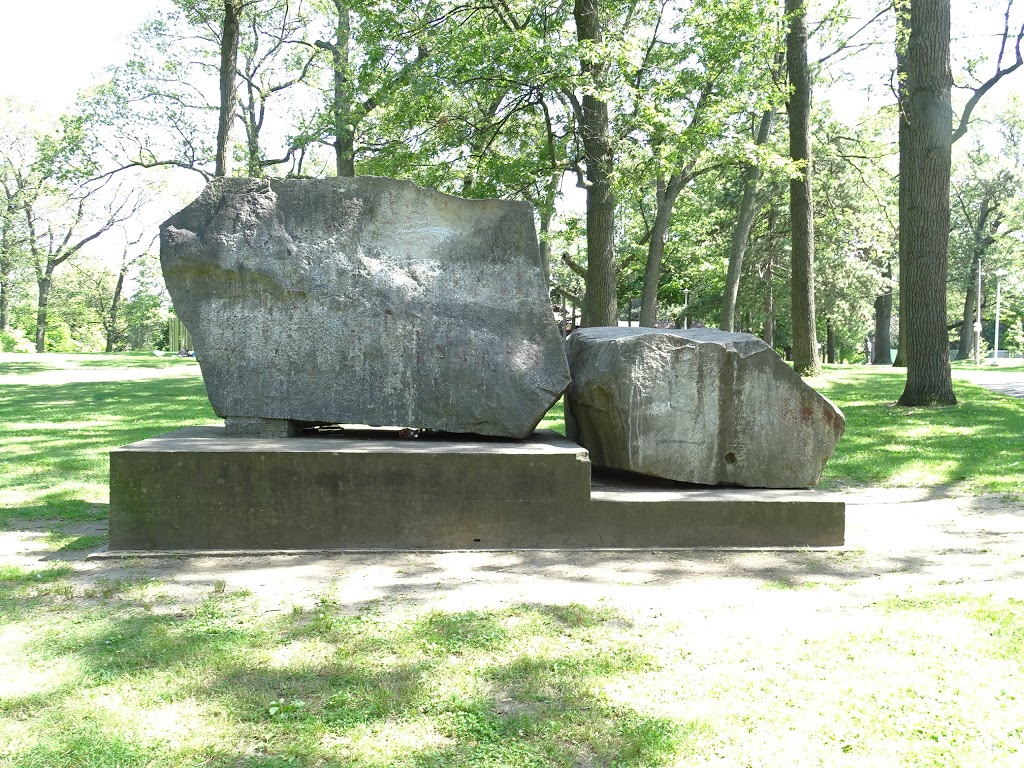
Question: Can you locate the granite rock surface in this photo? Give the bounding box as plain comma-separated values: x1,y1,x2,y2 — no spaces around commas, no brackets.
564,327,845,488
161,177,570,438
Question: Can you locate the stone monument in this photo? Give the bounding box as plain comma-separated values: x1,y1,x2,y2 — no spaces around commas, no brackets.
161,176,570,438
106,178,845,551
564,327,846,488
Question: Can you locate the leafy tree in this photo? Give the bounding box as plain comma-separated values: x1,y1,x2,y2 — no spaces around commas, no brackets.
0,107,142,352
949,108,1024,360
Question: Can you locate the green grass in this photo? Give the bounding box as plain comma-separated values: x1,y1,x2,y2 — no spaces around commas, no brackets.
812,365,1024,493
0,353,214,526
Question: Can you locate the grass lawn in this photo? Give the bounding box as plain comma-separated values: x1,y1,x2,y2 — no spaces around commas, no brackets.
2,353,1024,766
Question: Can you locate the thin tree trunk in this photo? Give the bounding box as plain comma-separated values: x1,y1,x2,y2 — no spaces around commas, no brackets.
956,258,980,359
639,174,685,327
826,321,836,363
575,0,617,328
763,259,776,347
896,0,955,406
105,269,126,353
331,2,354,177
786,0,820,376
35,271,51,353
873,260,893,364
0,277,9,331
216,0,242,177
721,108,776,331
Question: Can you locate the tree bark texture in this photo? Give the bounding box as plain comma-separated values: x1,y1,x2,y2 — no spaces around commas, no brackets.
721,108,776,332
873,260,893,364
639,174,685,327
575,0,618,328
896,0,956,405
216,0,242,177
786,0,820,376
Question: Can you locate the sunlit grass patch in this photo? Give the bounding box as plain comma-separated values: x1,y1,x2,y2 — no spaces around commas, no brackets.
815,366,1024,493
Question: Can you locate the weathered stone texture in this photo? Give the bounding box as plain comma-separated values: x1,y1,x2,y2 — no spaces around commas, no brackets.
565,327,845,488
161,177,570,438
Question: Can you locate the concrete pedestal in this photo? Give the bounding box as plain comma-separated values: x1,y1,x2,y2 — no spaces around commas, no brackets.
109,427,844,550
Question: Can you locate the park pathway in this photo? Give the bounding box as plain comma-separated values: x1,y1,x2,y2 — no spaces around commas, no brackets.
953,367,1024,398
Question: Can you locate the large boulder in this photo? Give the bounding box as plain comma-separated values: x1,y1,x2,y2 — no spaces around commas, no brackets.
161,177,570,438
565,327,845,488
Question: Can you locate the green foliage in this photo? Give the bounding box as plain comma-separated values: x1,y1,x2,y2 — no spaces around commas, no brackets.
0,327,33,353
1007,316,1024,358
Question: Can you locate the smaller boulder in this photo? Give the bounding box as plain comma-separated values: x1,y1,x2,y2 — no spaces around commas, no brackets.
565,327,845,488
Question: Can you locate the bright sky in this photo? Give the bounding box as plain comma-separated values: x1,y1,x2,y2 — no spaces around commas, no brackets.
0,0,167,114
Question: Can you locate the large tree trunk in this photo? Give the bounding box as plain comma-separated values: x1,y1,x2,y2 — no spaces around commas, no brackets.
786,0,820,376
575,0,617,328
896,0,955,406
873,260,893,364
216,0,242,177
35,271,52,353
721,108,776,332
639,174,684,327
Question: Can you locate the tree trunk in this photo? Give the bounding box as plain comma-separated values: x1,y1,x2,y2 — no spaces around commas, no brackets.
826,321,836,364
575,0,617,328
216,0,242,177
721,108,776,331
639,174,684,327
873,260,893,364
896,0,955,406
0,276,9,332
538,208,554,289
892,317,907,367
35,271,51,353
763,260,775,348
331,2,354,177
955,258,980,360
786,0,820,377
105,268,126,354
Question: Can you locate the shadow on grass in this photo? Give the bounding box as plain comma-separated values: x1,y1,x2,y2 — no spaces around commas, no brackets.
818,367,1024,494
0,593,707,767
0,376,215,521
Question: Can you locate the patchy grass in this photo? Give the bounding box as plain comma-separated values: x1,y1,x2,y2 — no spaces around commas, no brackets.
2,583,1024,767
0,592,699,768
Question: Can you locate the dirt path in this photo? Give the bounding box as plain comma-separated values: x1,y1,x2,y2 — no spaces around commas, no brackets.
7,486,1022,621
